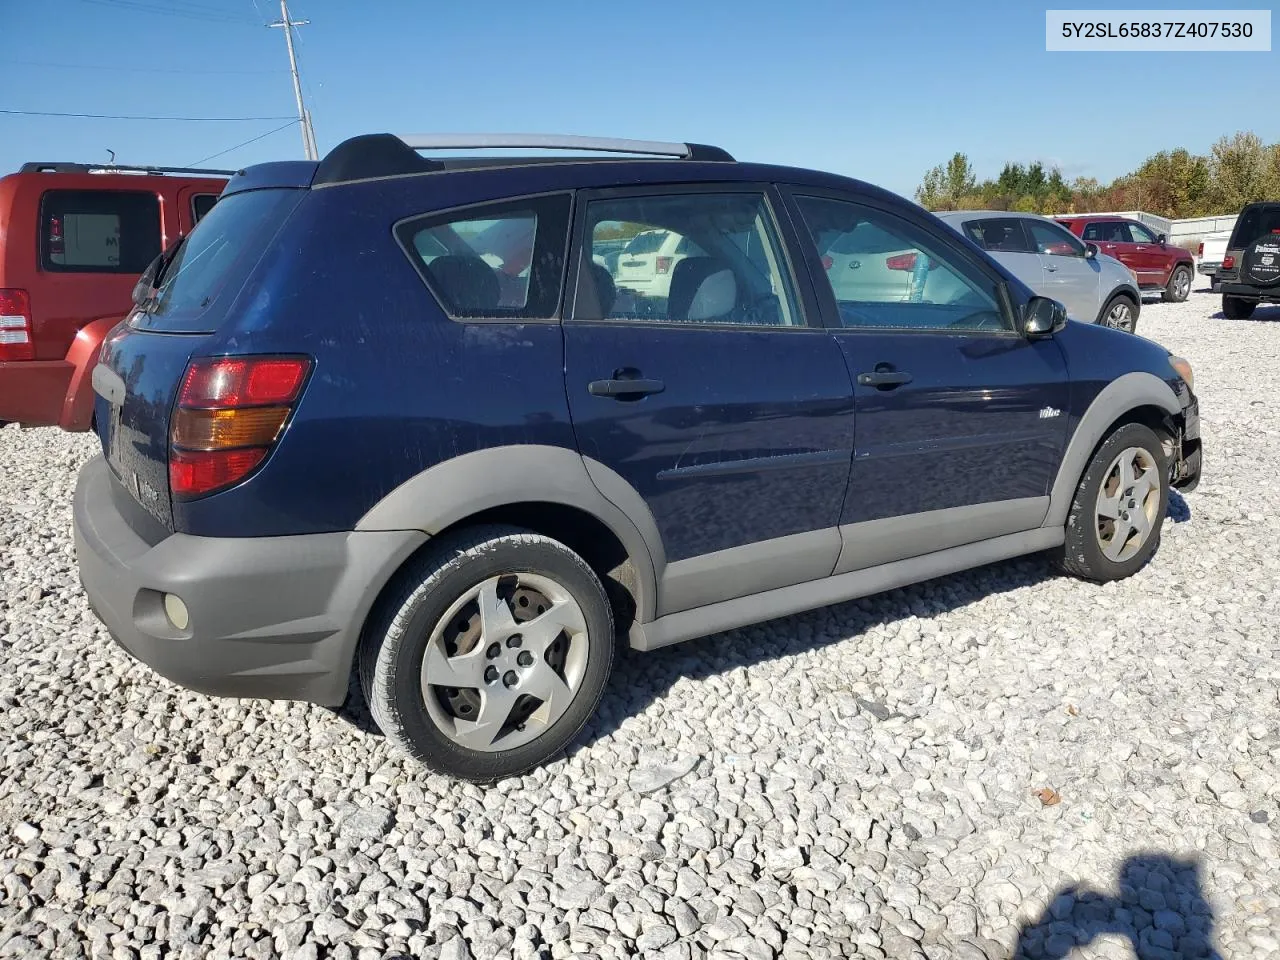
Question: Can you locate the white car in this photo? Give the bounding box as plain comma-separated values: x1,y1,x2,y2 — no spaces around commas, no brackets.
819,220,970,304
1197,229,1231,290
612,229,702,299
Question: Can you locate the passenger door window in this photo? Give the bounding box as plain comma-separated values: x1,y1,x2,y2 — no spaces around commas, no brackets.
574,192,801,327
795,196,1008,332
39,189,161,274
397,195,571,320
192,194,219,223
1083,221,1128,243
1025,219,1087,257
1128,222,1157,244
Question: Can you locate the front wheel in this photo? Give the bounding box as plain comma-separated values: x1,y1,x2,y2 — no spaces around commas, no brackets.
1223,295,1256,320
1099,294,1138,333
1163,265,1192,302
359,525,615,781
1055,422,1169,582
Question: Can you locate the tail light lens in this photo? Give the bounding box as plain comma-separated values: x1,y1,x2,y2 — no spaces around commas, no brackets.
885,253,938,272
821,255,834,271
1197,242,1204,257
0,289,34,361
655,256,673,275
170,355,311,498
1222,255,1235,271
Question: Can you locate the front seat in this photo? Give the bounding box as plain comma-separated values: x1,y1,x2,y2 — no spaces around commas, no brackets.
667,257,737,322
980,222,1009,250
427,255,500,313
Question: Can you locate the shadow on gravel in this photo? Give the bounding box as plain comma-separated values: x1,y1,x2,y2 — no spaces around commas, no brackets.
1210,304,1280,321
1167,490,1192,523
579,551,1058,747
1013,853,1221,959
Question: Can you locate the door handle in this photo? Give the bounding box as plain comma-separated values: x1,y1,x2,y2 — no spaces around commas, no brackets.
588,374,665,400
857,368,913,389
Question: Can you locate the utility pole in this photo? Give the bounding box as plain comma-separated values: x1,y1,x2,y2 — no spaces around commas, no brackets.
269,0,317,160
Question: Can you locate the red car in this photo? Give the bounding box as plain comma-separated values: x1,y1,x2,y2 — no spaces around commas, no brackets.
0,162,228,430
1055,215,1195,303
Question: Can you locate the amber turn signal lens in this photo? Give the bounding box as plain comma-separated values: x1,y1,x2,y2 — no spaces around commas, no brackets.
171,406,290,451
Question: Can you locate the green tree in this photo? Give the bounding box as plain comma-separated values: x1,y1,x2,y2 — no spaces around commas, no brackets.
1206,132,1271,212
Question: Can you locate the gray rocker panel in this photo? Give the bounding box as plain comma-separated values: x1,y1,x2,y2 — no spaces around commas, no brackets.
355,445,665,624
1044,371,1180,529
630,527,1064,651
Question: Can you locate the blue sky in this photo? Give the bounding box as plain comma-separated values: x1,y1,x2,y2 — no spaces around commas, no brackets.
3,0,1275,199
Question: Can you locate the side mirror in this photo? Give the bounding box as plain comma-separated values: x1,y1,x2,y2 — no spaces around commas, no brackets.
1157,233,1167,245
1084,242,1098,260
1023,296,1069,337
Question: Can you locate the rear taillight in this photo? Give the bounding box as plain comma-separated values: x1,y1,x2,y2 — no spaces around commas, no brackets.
1222,255,1235,270
821,255,834,271
169,355,311,498
655,256,673,275
0,289,34,361
1197,242,1204,257
48,216,64,260
885,253,937,272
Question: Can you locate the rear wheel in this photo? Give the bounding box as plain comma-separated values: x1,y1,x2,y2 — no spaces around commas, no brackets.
1099,294,1138,333
359,525,614,781
1055,422,1169,582
1163,265,1192,302
1223,295,1256,320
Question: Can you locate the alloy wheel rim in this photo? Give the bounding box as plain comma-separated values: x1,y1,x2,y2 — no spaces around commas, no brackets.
420,572,589,752
1095,446,1160,563
1175,269,1190,299
1107,302,1133,330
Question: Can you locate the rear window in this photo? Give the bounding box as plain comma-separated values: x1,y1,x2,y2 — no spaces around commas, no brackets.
40,189,161,274
1231,204,1280,248
397,194,572,320
624,231,668,254
133,188,302,333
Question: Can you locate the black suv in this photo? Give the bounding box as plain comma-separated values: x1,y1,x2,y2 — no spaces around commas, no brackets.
1218,201,1280,319
75,134,1201,780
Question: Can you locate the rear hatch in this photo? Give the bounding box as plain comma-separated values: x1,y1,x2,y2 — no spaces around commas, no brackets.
94,185,304,530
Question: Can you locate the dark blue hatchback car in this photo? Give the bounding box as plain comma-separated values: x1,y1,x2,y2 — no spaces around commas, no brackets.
74,134,1201,780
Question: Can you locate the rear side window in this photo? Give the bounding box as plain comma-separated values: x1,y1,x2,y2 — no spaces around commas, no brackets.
192,194,219,223
1025,219,1086,257
1231,204,1280,248
40,190,161,274
397,195,571,320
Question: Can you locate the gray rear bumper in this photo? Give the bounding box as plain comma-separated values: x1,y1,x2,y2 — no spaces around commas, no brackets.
74,456,426,706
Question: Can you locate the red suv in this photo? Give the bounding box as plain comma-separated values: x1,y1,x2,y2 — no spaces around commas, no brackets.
0,163,228,430
1056,215,1195,303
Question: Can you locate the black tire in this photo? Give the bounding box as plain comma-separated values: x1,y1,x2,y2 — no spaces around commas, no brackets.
1097,294,1138,333
1055,422,1169,583
1162,264,1192,303
1223,295,1256,320
359,525,614,782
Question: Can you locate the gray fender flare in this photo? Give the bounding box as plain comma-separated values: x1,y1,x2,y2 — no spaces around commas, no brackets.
1044,371,1180,528
355,445,664,624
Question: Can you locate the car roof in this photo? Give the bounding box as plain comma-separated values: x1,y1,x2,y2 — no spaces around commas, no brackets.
938,210,1055,222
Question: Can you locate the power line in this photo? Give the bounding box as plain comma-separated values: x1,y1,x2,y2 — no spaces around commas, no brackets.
1,109,298,121
0,58,281,75
76,0,261,25
187,119,300,166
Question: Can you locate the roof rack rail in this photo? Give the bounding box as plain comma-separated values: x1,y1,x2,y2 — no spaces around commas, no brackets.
397,134,734,162
19,162,237,177
312,132,734,186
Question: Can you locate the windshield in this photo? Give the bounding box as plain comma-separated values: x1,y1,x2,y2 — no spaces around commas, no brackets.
134,188,302,332
1231,204,1280,248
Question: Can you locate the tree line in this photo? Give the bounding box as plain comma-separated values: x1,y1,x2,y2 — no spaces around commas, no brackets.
915,131,1280,219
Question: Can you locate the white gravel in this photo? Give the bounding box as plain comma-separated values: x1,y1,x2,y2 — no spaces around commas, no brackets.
2,287,1279,960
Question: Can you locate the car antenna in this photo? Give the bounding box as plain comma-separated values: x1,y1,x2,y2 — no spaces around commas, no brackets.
105,149,116,165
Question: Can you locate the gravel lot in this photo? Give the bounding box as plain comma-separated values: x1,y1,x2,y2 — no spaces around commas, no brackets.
2,287,1279,960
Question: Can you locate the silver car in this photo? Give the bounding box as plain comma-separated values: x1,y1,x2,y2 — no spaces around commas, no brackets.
937,211,1142,332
